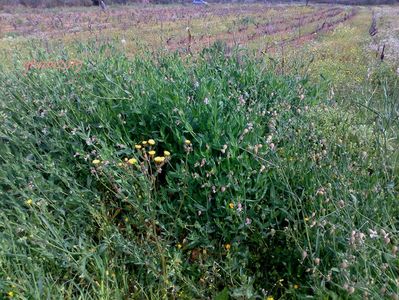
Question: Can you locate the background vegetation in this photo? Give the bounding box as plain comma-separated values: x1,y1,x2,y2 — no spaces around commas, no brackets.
1,0,399,9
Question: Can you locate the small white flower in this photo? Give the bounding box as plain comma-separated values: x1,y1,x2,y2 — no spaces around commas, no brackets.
302,250,308,260
368,229,378,239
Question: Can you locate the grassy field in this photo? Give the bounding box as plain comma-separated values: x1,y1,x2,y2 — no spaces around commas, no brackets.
0,3,398,300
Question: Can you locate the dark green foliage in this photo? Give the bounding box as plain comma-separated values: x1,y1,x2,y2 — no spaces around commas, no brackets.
0,43,398,299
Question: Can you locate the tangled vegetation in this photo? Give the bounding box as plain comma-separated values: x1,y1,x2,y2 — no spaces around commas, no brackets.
0,39,398,299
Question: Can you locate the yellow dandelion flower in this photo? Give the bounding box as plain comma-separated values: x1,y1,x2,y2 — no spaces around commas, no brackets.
142,141,148,145
266,296,274,300
26,199,33,206
124,217,129,222
294,284,299,289
164,150,171,157
177,243,182,249
225,243,231,251
128,158,137,165
148,139,155,146
229,203,234,209
135,144,142,150
92,159,101,165
304,217,310,222
185,139,191,145
154,156,165,164
7,291,14,297
148,150,156,156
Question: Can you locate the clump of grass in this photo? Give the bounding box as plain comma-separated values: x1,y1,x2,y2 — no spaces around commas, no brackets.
0,42,397,299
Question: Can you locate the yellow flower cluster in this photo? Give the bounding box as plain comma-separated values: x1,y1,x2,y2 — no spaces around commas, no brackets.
135,138,171,165
90,139,172,170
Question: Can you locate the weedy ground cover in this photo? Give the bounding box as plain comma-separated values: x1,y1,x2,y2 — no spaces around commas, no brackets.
0,3,398,300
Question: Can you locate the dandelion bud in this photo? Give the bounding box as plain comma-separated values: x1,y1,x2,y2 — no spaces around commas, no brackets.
302,250,308,260
154,156,165,164
340,260,348,269
128,158,137,165
316,188,325,196
381,263,388,271
381,286,387,295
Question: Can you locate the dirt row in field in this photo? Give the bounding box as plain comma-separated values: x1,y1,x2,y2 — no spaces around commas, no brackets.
167,7,357,52
0,4,291,38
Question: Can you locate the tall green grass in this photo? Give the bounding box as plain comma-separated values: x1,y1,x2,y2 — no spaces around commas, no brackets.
0,42,398,299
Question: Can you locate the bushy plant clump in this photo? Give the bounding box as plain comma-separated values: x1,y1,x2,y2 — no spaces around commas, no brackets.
0,43,397,299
